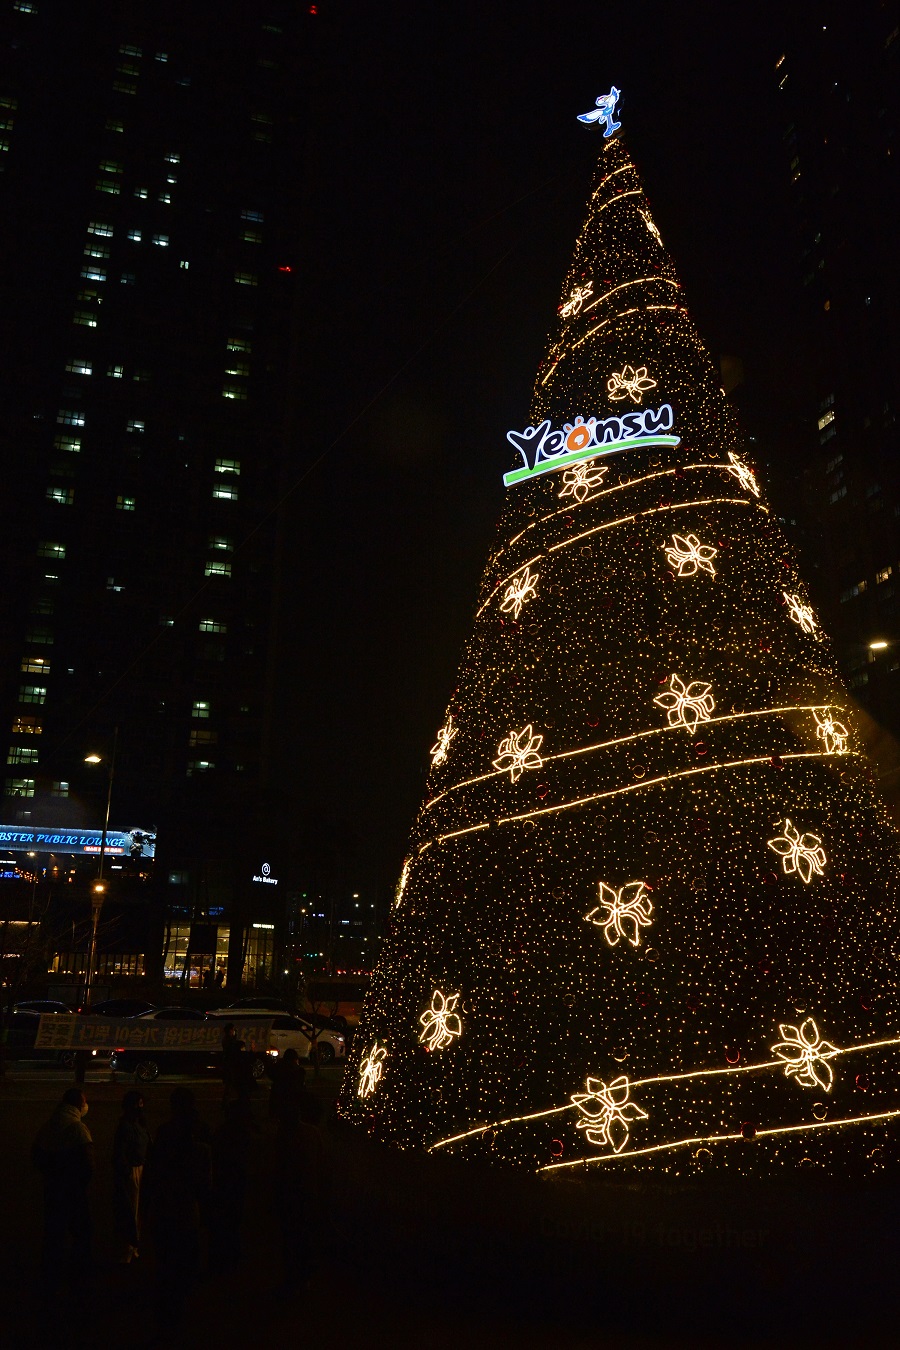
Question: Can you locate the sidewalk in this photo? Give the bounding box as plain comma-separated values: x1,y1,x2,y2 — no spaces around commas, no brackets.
2,1069,900,1349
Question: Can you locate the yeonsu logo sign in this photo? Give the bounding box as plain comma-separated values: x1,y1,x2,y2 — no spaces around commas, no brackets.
503,403,679,487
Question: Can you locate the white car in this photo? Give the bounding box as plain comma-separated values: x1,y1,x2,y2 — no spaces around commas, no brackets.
207,1009,346,1064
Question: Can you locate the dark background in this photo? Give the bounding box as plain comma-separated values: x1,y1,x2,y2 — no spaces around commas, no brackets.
280,0,804,892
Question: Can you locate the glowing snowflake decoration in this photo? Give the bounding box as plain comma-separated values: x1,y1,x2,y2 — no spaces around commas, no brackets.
813,708,849,756
767,818,827,884
640,209,663,246
783,592,819,636
394,857,411,909
653,673,715,734
430,718,457,768
771,1017,838,1093
357,1042,387,1098
418,989,463,1052
663,533,717,578
492,724,545,782
585,881,653,948
725,451,760,497
560,281,593,319
500,566,539,620
571,1075,648,1153
607,364,657,405
558,460,607,503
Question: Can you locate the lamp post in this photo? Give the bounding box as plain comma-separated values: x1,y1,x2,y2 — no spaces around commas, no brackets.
83,726,118,1007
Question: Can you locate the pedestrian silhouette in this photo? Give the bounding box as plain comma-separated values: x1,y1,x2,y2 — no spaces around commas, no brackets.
209,1098,258,1272
112,1088,151,1263
272,1106,325,1293
145,1086,211,1322
32,1087,93,1289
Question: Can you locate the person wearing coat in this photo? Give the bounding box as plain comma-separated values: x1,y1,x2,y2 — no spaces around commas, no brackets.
112,1089,151,1263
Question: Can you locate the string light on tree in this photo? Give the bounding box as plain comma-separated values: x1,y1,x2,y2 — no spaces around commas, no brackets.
813,708,849,755
492,725,545,781
558,461,608,502
357,1042,388,1098
500,566,539,619
663,532,717,578
771,1018,838,1093
560,281,594,318
767,819,827,883
419,990,463,1052
607,364,657,404
725,451,760,497
571,1075,648,1152
585,880,653,947
394,857,411,909
653,673,715,733
430,718,457,768
640,208,663,246
783,592,819,636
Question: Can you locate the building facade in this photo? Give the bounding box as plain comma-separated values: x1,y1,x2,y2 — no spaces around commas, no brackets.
0,1,313,993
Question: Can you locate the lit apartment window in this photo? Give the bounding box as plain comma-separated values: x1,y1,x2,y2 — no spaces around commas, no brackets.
46,486,74,506
214,459,241,474
25,625,53,645
209,535,233,550
106,577,125,593
11,717,42,735
222,383,248,401
152,234,169,247
164,152,180,164
212,485,238,501
158,193,172,205
88,222,114,236
155,52,168,62
42,572,60,586
204,561,232,578
240,229,262,244
198,619,226,633
192,700,210,719
81,265,107,281
53,435,81,453
18,686,47,704
817,409,835,431
73,311,97,328
84,243,110,258
107,365,124,379
116,63,140,77
65,359,92,375
76,287,101,303
876,567,893,584
106,118,125,133
189,729,217,747
134,187,148,198
118,43,142,56
225,362,250,377
7,747,38,765
133,369,150,383
234,272,258,287
37,542,65,559
120,273,136,285
179,260,189,269
126,420,145,433
57,410,84,427
14,2,37,11
95,179,122,196
186,761,214,776
240,209,264,222
20,656,49,674
127,229,142,242
116,495,136,511
51,781,69,798
5,777,35,796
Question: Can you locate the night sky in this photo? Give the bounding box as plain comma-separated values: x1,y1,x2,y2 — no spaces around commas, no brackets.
275,1,806,895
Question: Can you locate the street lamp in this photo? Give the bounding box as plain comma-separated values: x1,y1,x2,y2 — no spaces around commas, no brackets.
82,726,118,1006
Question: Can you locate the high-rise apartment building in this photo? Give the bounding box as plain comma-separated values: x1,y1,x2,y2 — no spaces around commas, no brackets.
776,4,900,754
0,2,310,990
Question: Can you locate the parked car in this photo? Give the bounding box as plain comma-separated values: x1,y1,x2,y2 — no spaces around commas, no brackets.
5,1007,77,1065
110,1007,268,1083
207,1008,346,1065
303,977,369,1031
78,998,157,1018
13,999,72,1015
220,996,292,1012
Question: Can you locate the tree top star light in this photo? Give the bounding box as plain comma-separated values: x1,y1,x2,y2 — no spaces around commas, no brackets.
338,94,900,1177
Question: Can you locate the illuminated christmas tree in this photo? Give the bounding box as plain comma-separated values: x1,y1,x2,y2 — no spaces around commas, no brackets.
340,92,900,1176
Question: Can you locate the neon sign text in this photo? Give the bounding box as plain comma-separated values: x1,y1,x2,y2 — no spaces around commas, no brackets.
503,404,678,487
